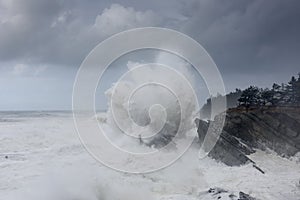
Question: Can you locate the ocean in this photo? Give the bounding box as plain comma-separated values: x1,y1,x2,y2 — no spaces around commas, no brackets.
0,111,299,200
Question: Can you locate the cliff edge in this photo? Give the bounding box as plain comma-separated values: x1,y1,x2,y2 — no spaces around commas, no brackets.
196,106,300,167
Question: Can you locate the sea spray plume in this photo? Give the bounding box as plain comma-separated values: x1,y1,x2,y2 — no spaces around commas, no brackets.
73,27,226,172
105,61,198,149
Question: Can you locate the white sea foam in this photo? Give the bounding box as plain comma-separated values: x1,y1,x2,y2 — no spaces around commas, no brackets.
1,111,300,200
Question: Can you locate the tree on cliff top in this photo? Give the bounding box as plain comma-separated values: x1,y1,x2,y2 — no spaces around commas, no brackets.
238,86,260,109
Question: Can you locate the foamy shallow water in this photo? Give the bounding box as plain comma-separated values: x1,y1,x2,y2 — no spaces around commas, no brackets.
0,111,299,200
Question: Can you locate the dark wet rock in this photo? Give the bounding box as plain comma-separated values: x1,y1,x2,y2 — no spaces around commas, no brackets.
197,106,300,166
224,107,300,157
238,192,256,200
196,119,255,166
203,188,258,200
208,187,228,194
229,194,237,200
205,187,228,199
252,164,265,174
195,119,210,142
1,153,26,161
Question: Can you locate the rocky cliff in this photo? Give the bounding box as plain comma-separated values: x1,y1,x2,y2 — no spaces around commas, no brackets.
196,106,300,168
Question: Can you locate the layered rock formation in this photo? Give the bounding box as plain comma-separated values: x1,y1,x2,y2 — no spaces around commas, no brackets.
196,107,300,167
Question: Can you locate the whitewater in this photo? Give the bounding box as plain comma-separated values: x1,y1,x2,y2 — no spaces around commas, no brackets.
0,111,299,200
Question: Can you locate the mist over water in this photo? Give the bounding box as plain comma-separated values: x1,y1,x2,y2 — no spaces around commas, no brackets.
105,56,199,149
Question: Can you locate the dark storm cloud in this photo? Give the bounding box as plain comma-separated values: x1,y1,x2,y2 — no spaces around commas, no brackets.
0,0,103,66
0,0,300,110
179,0,300,76
0,0,166,67
0,0,299,75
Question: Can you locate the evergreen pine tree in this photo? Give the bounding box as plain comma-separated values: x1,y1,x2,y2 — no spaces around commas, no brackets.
238,86,260,109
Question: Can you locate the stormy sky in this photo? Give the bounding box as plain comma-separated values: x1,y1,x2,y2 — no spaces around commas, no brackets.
0,0,299,110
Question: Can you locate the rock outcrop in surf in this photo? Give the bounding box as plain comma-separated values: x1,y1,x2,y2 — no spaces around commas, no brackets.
201,187,258,200
196,106,300,167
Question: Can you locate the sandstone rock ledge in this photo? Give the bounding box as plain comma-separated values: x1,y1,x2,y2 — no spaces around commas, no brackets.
196,106,300,167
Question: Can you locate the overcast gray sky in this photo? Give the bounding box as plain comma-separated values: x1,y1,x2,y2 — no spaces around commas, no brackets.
0,0,299,110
